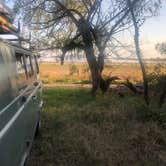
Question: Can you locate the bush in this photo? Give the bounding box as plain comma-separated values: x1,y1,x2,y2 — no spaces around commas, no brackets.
147,73,166,107
69,64,78,75
148,74,166,91
136,104,166,127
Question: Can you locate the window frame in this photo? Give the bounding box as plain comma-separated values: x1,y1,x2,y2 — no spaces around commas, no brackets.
34,55,39,74
24,54,34,78
15,52,28,90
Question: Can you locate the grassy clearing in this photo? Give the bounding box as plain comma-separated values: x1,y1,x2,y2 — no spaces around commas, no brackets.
27,88,166,166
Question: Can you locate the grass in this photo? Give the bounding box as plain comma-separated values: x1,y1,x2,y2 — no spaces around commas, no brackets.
39,62,166,85
26,88,166,166
42,78,91,84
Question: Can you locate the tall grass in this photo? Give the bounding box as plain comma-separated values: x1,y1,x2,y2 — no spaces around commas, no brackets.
27,88,166,166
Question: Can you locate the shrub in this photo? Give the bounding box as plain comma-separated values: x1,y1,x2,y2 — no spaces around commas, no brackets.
136,103,166,127
147,73,166,107
69,64,78,75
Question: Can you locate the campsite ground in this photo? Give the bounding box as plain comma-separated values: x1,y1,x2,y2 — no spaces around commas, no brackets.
26,62,166,166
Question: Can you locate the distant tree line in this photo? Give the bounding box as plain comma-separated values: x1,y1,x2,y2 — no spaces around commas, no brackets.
156,42,166,55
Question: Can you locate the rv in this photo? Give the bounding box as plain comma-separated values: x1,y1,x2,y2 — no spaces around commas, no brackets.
0,39,42,166
0,2,43,165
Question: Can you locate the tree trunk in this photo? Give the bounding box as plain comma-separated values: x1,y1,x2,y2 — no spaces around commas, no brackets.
128,0,149,105
84,44,101,95
134,31,149,105
98,49,105,73
79,20,102,94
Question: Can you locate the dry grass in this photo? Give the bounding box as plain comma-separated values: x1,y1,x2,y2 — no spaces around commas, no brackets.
26,88,166,166
39,62,166,84
25,62,166,166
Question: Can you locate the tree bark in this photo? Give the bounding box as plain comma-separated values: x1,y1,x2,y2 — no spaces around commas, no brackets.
98,49,105,73
127,0,149,105
79,19,102,94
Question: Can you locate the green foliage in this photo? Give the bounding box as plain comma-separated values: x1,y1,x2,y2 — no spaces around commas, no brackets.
147,63,166,107
79,80,91,84
136,103,166,126
147,73,166,92
42,78,91,84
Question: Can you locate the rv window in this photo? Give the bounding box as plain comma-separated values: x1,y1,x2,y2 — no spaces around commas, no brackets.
15,53,27,90
34,55,39,74
31,55,37,74
25,55,34,77
0,52,12,110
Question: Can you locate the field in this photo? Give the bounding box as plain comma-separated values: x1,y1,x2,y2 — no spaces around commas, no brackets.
26,62,166,166
26,88,166,166
39,62,166,85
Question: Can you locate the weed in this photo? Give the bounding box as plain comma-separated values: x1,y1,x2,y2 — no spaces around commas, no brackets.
69,64,78,75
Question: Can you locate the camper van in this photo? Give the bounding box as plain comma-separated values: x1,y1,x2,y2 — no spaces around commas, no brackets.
0,40,42,166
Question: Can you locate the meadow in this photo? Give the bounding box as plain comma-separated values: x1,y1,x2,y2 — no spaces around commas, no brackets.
26,88,166,166
26,62,166,166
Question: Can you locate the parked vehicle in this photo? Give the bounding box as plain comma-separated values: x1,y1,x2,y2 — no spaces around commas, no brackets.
0,40,43,166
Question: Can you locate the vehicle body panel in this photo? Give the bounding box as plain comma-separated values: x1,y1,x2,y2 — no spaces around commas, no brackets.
0,41,42,166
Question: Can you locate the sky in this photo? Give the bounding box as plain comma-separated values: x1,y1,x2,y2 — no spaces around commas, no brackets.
140,1,166,58
2,0,166,58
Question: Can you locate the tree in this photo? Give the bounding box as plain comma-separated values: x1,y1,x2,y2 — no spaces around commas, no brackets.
126,0,162,105
13,0,163,94
156,42,166,55
127,0,149,104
